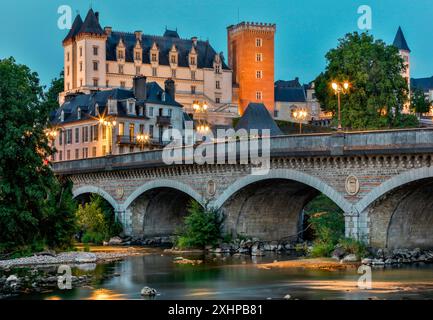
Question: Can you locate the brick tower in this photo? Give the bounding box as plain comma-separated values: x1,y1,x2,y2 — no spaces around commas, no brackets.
227,22,276,115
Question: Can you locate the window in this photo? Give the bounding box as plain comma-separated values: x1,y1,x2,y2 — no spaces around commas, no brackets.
256,53,262,62
152,67,157,77
92,146,97,157
129,124,135,142
75,127,79,143
119,122,124,136
170,55,177,64
139,124,144,134
136,66,141,75
135,51,141,60
93,46,98,55
216,80,221,89
66,129,72,144
119,146,124,154
77,108,81,120
148,107,154,117
83,147,88,159
106,80,109,87
215,65,220,74
117,50,124,60
75,149,79,159
80,79,83,87
168,109,172,117
215,97,221,104
120,81,126,88
102,145,107,156
151,53,157,62
256,91,262,100
171,69,176,78
66,150,71,160
67,52,70,62
118,65,124,74
102,126,107,140
274,110,279,117
82,126,89,142
161,92,166,102
67,66,70,76
79,47,82,57
93,61,98,71
191,86,196,94
59,131,63,146
149,125,154,138
59,150,63,161
80,62,82,71
256,70,263,79
128,101,134,114
93,78,99,87
256,38,262,47
106,63,109,73
191,71,196,80
92,125,98,141
129,146,134,153
190,56,196,65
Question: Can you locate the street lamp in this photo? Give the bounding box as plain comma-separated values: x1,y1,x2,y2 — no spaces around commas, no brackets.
98,116,117,155
292,108,309,134
192,100,208,113
331,81,350,131
136,133,150,150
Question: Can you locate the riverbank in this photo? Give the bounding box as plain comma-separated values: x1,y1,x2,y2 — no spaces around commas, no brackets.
257,258,359,271
0,246,150,269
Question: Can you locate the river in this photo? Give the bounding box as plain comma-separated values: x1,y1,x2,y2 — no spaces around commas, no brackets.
5,249,433,300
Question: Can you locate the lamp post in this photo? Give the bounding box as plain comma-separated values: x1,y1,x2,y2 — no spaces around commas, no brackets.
136,133,150,150
192,100,211,141
45,127,58,161
99,116,117,155
331,81,350,131
292,109,308,134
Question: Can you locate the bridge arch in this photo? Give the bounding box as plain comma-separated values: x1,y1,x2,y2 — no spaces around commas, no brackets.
213,169,352,213
355,167,433,214
73,185,120,211
122,179,204,211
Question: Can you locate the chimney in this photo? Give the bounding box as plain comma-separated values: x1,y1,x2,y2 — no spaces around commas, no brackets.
191,37,198,46
95,12,99,22
104,26,112,36
165,78,175,100
134,30,142,41
133,76,147,100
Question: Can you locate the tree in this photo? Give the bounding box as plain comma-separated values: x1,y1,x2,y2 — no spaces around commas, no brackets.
0,57,76,253
315,32,411,130
43,71,64,111
411,88,431,116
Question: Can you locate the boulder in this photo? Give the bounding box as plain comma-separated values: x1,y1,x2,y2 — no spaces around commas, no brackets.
141,286,157,296
283,294,291,300
74,252,97,263
361,258,372,265
332,246,347,260
108,236,123,246
6,275,18,283
342,254,358,263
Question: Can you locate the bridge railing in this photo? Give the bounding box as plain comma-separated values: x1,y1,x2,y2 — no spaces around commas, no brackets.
52,127,433,174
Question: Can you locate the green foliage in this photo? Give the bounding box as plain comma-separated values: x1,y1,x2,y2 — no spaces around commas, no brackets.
315,32,411,130
305,194,345,246
275,120,333,134
43,71,64,111
394,114,419,128
309,242,335,258
0,57,77,253
411,88,431,115
176,201,224,249
76,195,122,244
338,238,368,259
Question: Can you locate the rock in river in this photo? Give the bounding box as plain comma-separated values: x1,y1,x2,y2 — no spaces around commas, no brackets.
141,286,157,296
74,252,97,263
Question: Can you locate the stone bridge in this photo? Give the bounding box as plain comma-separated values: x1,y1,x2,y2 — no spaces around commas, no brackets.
53,128,433,249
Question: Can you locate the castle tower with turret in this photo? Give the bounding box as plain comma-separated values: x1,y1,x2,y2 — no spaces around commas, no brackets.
393,26,411,112
227,22,276,115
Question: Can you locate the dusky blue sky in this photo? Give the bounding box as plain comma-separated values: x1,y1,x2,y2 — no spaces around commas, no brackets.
1,0,432,87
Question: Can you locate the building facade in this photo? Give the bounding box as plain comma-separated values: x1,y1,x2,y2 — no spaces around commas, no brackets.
227,22,276,115
61,9,238,127
51,76,188,162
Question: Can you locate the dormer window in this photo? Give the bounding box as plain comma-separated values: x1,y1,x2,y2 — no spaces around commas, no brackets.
117,50,124,60
215,65,221,74
162,92,166,102
60,110,64,122
135,51,141,61
151,53,157,62
170,55,177,64
77,107,81,120
127,99,136,115
190,56,196,66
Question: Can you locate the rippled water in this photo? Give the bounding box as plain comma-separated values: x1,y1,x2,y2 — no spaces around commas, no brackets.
7,250,433,300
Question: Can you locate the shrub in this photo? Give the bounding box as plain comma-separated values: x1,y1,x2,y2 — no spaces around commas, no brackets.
338,238,368,259
309,241,335,257
176,201,224,249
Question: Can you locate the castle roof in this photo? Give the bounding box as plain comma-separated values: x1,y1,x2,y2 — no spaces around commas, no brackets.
78,9,104,35
274,80,306,103
163,29,180,38
393,26,411,52
63,14,83,43
106,31,229,69
51,82,182,125
411,76,433,92
235,103,282,136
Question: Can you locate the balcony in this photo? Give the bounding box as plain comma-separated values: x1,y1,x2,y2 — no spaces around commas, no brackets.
156,115,171,126
117,135,135,145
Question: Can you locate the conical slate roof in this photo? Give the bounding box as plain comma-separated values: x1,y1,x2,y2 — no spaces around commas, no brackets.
78,9,104,35
393,26,411,52
235,103,282,136
63,14,83,43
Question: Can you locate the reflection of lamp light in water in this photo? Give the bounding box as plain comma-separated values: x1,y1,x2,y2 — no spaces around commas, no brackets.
88,288,126,300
